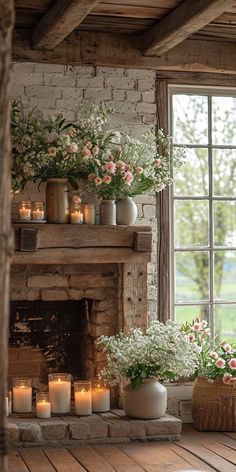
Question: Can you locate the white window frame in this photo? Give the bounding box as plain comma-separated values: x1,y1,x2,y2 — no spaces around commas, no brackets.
169,85,236,336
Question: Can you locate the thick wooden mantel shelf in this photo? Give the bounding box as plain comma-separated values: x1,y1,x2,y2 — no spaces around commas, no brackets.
12,224,152,264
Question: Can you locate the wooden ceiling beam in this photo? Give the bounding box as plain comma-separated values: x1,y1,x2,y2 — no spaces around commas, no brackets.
13,29,236,75
31,0,101,50
142,0,235,56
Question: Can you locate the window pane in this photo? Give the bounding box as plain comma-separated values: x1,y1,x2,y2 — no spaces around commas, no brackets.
214,251,236,301
174,148,209,196
215,304,236,343
214,201,236,247
212,96,236,145
172,95,208,145
174,200,209,247
175,251,209,302
175,305,209,325
213,149,236,197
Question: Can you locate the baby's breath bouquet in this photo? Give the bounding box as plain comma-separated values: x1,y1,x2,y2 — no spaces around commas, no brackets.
98,320,198,388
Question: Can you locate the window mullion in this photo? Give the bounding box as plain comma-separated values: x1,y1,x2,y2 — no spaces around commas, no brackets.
208,95,215,337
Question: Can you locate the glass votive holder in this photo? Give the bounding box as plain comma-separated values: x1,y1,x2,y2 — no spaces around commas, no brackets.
84,204,96,225
70,200,84,224
18,201,31,221
32,201,45,221
91,379,110,412
13,378,32,413
36,392,51,418
74,381,92,416
48,373,71,414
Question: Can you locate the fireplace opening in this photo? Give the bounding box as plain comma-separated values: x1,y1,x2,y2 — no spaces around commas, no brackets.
9,299,94,390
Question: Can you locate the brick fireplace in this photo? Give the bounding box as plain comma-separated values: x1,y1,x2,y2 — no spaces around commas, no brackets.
9,224,152,406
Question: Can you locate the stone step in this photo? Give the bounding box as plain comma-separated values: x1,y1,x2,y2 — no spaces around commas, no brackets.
7,411,182,447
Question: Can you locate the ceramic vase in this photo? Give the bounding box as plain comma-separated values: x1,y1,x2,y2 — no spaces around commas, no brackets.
116,197,137,225
46,178,69,223
123,379,167,419
100,200,116,225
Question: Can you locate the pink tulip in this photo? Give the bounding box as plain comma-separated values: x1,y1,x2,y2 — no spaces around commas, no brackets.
229,358,236,370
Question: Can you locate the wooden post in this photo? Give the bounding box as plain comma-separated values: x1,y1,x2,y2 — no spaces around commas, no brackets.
0,1,14,471
156,80,171,322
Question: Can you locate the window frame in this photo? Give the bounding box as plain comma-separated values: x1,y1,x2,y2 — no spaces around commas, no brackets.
168,85,236,336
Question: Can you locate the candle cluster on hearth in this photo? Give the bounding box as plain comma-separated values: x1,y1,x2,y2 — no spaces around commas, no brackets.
10,375,110,418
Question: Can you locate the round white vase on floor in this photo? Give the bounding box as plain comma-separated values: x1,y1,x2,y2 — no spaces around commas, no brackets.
123,379,167,419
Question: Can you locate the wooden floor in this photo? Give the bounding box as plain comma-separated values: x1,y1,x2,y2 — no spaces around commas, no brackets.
8,425,236,472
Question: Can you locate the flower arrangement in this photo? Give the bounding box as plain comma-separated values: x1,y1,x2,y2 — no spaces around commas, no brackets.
11,102,114,192
97,320,198,388
183,319,236,385
84,130,186,200
11,102,185,198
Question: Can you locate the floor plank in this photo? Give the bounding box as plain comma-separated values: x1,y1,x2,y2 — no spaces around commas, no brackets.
8,425,236,472
119,442,194,471
20,450,56,472
169,443,216,471
70,446,116,472
94,445,146,472
177,439,236,472
8,451,30,472
223,432,236,440
44,448,87,472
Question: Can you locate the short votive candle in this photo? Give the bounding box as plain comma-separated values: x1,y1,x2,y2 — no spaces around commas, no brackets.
18,201,31,221
13,378,32,413
84,204,96,225
48,373,71,414
32,201,45,220
70,210,84,224
36,392,51,418
91,379,110,413
74,381,92,416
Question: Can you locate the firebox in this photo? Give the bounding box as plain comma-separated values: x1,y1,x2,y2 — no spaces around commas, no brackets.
9,299,94,390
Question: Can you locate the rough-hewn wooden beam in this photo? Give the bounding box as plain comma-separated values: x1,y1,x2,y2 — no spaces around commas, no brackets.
13,29,236,75
142,0,235,56
0,1,14,471
32,0,101,50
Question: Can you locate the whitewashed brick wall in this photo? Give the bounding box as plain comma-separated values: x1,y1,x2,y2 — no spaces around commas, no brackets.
11,63,158,320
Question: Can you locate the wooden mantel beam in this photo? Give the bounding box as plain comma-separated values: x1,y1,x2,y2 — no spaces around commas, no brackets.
13,29,236,75
142,0,235,56
32,0,101,50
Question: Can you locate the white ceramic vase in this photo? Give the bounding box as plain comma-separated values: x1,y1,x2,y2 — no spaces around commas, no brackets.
116,197,138,225
123,379,167,419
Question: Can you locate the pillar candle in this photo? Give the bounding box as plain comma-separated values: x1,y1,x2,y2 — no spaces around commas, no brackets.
70,211,83,224
36,400,51,418
19,207,31,221
75,389,92,415
32,208,44,220
49,378,71,414
92,386,110,412
13,385,32,413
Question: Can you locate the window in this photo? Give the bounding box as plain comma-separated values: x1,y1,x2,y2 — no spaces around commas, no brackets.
170,88,236,342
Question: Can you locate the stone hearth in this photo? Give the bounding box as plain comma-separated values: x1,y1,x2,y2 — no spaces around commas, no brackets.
7,412,182,447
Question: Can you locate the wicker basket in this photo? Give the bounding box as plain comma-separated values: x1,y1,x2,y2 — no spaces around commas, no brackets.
192,377,236,431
